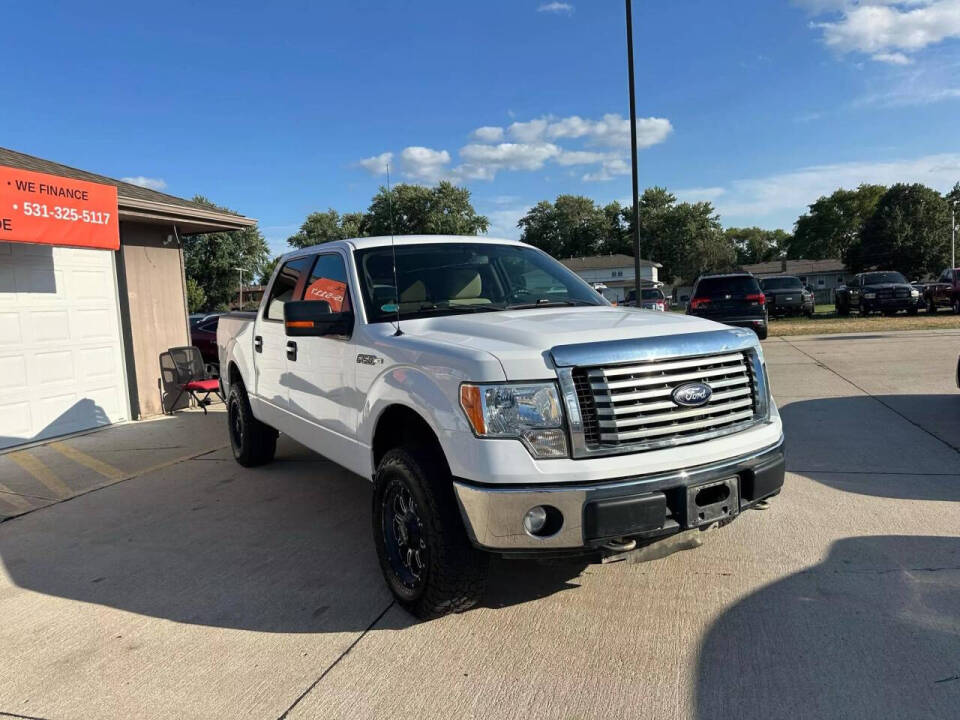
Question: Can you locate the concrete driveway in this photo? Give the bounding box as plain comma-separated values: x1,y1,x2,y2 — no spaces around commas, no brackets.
0,329,958,720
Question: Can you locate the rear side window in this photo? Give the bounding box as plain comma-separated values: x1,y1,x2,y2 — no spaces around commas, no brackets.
303,254,352,313
265,257,313,321
694,276,760,297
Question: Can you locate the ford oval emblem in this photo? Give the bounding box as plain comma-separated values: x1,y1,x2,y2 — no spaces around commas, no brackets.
672,382,713,407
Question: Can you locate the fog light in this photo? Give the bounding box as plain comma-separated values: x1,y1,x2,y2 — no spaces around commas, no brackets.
523,506,548,534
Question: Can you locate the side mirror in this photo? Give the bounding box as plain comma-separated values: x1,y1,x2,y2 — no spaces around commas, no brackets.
283,300,354,338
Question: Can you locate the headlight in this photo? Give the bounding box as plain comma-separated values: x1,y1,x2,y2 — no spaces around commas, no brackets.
863,292,876,299
911,289,920,297
460,383,568,458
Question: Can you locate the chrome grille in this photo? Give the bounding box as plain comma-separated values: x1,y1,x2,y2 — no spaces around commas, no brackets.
573,351,758,450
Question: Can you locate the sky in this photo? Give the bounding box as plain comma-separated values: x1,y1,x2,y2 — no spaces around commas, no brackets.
2,1,959,257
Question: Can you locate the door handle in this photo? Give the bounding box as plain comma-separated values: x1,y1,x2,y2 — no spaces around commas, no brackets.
254,335,263,353
286,341,298,361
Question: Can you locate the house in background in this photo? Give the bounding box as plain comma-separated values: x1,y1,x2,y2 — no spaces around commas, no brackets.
559,254,661,303
742,258,851,303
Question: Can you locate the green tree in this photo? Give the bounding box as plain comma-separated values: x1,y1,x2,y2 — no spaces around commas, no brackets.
790,185,885,260
630,188,735,283
365,181,488,236
182,196,270,311
518,195,609,258
287,209,369,248
259,256,281,285
185,277,206,313
853,183,952,277
725,227,789,265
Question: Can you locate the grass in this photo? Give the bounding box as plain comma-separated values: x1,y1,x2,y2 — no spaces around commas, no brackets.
767,305,960,337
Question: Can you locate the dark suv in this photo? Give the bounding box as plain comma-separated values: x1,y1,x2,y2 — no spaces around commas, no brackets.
686,273,768,339
759,276,814,318
835,271,919,316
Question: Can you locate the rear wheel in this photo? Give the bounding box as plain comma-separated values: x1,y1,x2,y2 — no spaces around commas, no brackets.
755,324,768,341
373,447,488,619
227,380,277,467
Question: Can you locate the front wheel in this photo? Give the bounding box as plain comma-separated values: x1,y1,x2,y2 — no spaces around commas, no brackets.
227,380,277,467
953,298,960,315
836,300,849,316
373,448,488,619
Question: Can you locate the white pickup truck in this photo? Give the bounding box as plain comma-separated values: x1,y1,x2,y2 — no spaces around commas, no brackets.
217,236,784,618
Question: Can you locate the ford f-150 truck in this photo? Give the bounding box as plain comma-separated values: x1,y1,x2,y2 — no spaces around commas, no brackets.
217,236,784,618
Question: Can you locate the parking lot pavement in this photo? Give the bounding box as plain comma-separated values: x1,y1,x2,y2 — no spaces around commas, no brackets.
0,330,958,720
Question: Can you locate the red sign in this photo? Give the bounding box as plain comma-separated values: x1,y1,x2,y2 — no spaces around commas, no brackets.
0,165,120,250
304,278,348,311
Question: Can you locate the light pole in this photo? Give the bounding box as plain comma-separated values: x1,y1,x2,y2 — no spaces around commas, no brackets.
625,0,643,299
234,267,244,310
952,200,957,269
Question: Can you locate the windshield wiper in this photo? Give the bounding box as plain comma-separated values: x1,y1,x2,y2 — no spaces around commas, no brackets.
410,304,504,315
505,299,594,310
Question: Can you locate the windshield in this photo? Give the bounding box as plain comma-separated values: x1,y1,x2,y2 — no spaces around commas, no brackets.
863,272,908,285
694,276,761,297
353,242,606,322
641,289,664,300
760,277,802,291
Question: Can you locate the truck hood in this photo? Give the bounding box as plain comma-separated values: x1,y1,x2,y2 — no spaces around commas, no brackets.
401,307,727,379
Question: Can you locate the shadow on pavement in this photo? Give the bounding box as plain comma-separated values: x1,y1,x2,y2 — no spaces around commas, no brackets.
0,436,583,632
779,394,960,500
696,535,960,720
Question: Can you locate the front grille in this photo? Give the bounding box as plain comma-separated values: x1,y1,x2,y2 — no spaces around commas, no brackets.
874,288,911,299
572,351,758,451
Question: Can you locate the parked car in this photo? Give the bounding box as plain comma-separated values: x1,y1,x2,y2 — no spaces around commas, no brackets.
686,273,768,340
190,313,222,375
922,267,960,314
217,236,784,618
758,276,814,318
624,288,668,311
835,271,919,316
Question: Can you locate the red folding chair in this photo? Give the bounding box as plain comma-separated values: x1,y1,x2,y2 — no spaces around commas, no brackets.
158,346,223,414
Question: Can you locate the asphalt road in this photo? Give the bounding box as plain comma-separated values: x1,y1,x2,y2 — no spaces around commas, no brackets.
0,329,958,720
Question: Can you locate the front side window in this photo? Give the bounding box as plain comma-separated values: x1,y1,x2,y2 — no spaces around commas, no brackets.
353,243,606,322
265,257,312,321
304,254,352,313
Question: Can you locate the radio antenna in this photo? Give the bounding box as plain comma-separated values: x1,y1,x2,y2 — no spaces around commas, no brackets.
386,163,403,336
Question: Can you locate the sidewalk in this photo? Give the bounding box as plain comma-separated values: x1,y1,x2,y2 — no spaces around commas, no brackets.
0,407,229,521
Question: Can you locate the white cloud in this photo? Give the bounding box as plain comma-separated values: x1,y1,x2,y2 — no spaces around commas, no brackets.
358,152,393,175
399,146,452,182
483,205,532,240
537,2,574,14
121,176,166,190
808,0,960,63
545,113,674,150
697,152,960,222
554,150,610,166
360,110,673,184
471,126,505,142
872,50,914,63
459,142,561,174
583,158,631,182
508,118,549,142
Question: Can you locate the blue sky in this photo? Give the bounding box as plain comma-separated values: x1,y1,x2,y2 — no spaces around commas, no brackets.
3,1,959,257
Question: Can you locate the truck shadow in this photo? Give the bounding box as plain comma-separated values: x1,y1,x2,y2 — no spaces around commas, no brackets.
695,535,960,720
0,434,585,633
778,394,960,501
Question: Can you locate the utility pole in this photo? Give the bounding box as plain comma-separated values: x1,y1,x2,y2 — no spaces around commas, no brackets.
625,0,643,299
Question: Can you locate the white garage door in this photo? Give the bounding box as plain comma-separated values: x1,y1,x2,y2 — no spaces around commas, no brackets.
0,242,128,450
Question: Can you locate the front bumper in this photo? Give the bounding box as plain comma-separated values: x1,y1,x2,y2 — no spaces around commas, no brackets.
863,298,914,311
452,437,784,551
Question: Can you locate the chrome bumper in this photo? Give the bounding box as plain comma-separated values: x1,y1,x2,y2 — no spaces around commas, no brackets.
452,437,785,551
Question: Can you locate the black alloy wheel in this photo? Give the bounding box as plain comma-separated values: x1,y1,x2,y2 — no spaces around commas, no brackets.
381,477,429,591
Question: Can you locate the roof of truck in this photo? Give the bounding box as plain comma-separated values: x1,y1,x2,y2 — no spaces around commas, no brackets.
284,235,529,259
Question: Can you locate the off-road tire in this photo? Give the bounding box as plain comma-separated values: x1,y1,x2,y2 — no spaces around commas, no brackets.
227,380,277,467
373,447,488,620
